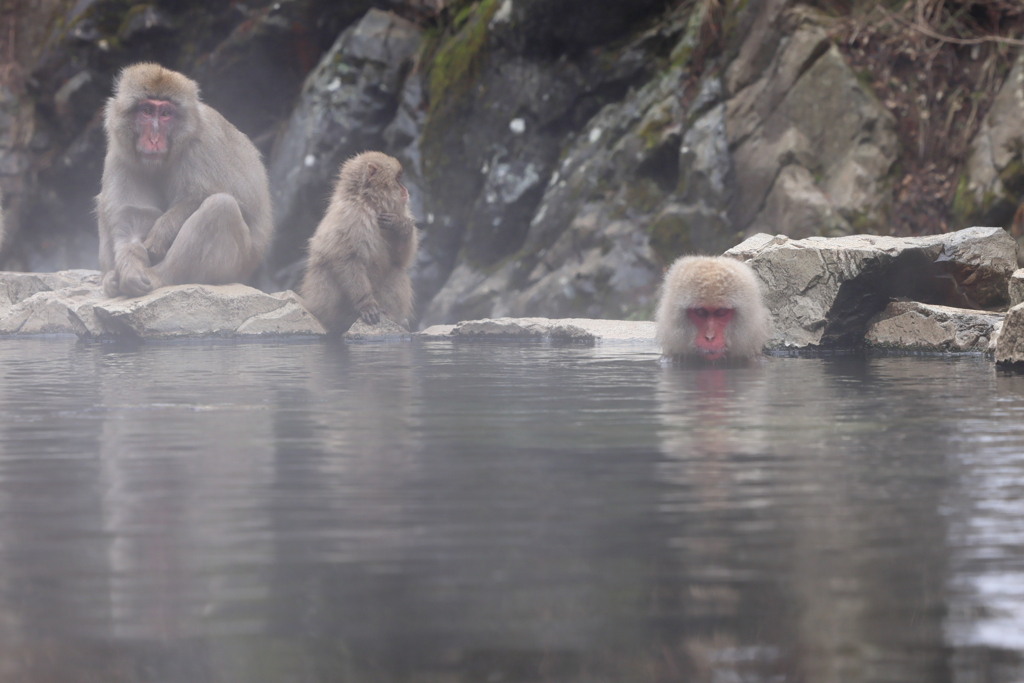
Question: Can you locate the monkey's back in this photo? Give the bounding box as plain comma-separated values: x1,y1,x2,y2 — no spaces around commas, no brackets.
173,103,274,259
301,194,413,332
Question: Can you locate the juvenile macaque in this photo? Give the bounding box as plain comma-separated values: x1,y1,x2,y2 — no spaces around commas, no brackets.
96,63,273,297
655,255,769,361
300,152,418,333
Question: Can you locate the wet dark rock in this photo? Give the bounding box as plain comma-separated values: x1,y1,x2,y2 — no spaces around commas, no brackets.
418,316,657,344
193,0,396,147
505,0,672,56
414,0,692,325
726,227,1018,349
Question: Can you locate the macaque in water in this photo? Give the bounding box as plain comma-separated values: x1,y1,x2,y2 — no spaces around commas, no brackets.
96,63,273,297
299,151,418,334
655,255,769,361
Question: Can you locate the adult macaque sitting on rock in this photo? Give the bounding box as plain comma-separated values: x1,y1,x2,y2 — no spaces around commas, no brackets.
655,256,769,362
97,63,273,298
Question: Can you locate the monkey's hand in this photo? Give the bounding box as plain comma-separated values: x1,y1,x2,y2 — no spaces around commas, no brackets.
358,299,382,325
117,262,154,298
378,212,414,234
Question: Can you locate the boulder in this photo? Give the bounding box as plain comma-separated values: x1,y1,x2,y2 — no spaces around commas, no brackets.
1010,269,1024,307
91,285,326,339
725,227,1018,349
864,302,1003,353
0,269,100,311
996,303,1024,366
0,270,104,335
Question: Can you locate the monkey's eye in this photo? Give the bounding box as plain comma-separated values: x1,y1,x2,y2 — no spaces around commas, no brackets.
139,103,156,116
158,105,175,119
711,308,732,318
689,308,710,319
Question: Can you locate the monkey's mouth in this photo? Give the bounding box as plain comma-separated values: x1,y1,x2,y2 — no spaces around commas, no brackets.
137,152,166,166
697,347,727,361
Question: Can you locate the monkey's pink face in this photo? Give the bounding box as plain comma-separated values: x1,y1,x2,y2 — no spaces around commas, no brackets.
396,170,409,203
134,99,177,166
688,307,734,361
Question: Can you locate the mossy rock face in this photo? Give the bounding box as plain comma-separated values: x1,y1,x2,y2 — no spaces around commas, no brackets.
999,158,1024,198
423,0,499,120
952,171,1019,230
648,212,692,263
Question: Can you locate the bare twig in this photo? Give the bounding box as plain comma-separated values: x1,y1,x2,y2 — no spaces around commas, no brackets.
881,5,1024,46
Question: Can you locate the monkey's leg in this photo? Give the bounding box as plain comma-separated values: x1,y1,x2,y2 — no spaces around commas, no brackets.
300,267,359,334
376,271,414,329
150,193,254,287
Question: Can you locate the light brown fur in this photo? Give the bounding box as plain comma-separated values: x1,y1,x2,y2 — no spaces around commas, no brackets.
96,63,273,298
655,255,769,360
299,151,418,334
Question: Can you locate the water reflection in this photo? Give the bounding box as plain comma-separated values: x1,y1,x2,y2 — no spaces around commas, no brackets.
0,340,1020,681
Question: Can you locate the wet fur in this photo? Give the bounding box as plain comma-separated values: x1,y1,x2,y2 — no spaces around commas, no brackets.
299,152,418,334
655,256,769,360
96,63,273,297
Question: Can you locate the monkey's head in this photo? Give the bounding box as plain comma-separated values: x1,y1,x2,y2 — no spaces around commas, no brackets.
340,151,409,213
655,256,769,361
106,63,200,169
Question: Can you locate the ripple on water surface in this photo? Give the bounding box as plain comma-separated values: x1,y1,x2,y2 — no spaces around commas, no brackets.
0,339,1021,682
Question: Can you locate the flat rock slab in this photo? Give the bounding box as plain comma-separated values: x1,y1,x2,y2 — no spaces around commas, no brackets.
93,285,326,339
865,301,1003,353
343,317,412,340
418,317,657,344
0,271,328,338
725,227,1018,349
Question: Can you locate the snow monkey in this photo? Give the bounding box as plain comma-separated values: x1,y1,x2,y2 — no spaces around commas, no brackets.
299,151,418,334
97,63,273,298
655,255,769,362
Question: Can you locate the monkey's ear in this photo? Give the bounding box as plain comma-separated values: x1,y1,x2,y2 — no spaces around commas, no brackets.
364,162,380,184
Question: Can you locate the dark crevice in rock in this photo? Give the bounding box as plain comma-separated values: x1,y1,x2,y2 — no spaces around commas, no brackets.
820,250,978,347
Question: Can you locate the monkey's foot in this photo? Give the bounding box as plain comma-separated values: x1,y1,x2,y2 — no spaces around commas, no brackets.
118,267,154,298
101,271,122,298
358,302,381,325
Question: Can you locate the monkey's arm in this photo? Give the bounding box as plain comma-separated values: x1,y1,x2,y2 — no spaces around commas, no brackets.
106,204,163,297
333,254,381,325
143,198,204,263
378,212,417,266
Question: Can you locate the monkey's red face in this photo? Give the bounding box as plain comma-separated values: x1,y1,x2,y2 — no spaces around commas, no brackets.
688,307,734,361
134,99,177,166
396,170,409,203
